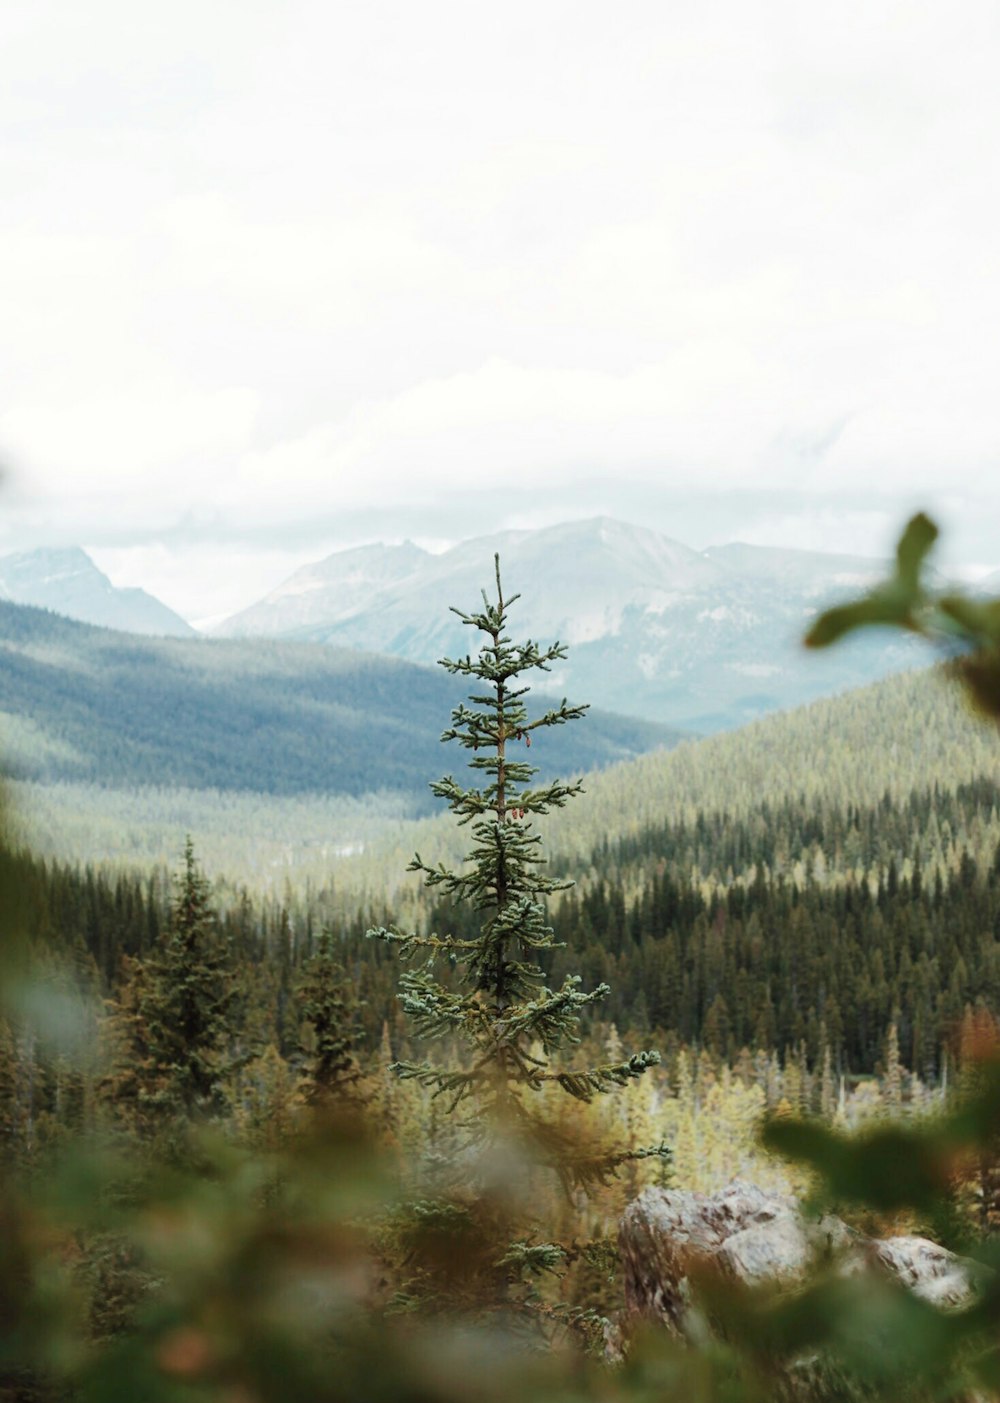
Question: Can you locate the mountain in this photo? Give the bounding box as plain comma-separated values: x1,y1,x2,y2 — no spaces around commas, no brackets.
702,541,885,594
0,599,683,800
218,540,429,638
215,518,921,731
0,547,193,636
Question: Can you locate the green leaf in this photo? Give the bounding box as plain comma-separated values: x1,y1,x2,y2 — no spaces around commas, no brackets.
805,513,940,649
895,511,939,590
804,587,915,648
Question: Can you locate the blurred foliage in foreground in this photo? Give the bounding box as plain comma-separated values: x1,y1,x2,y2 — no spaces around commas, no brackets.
806,511,1000,720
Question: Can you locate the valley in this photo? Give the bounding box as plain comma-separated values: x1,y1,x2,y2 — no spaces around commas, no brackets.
4,517,1000,1403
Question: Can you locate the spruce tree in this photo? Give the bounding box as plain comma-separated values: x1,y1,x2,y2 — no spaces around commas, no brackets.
106,838,239,1129
369,556,667,1317
296,931,366,1108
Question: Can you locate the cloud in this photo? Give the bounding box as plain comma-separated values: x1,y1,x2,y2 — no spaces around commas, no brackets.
2,0,1000,612
1,385,257,487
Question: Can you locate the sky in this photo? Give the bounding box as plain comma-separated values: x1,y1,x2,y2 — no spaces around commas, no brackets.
3,0,1000,623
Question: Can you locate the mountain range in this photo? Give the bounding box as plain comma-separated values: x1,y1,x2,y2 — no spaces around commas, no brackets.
213,518,923,731
6,520,941,732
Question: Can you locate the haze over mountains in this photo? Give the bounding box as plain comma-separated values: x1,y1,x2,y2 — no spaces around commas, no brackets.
214,518,923,731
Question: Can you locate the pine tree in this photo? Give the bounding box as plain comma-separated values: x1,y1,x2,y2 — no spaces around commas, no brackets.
105,839,239,1130
368,556,667,1316
0,1015,18,1161
237,1043,298,1151
296,930,366,1108
819,1042,835,1120
98,954,157,1136
882,1021,904,1116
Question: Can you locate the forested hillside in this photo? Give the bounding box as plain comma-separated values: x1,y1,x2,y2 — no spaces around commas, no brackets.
18,731,1000,1083
357,665,1000,896
7,619,1000,1153
0,599,680,798
11,663,996,886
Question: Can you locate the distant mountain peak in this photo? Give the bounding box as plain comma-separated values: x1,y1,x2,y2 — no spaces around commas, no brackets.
215,538,431,639
0,547,193,637
2,544,93,579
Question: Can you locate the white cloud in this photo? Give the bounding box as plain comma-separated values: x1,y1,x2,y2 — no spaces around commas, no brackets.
2,385,257,486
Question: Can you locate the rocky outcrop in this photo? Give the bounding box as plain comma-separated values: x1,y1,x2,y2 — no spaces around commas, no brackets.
620,1181,975,1339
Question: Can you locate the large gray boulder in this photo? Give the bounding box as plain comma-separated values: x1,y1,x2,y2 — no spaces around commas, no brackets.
620,1181,974,1339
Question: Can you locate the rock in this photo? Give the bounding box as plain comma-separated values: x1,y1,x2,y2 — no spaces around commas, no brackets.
869,1235,973,1310
620,1181,976,1338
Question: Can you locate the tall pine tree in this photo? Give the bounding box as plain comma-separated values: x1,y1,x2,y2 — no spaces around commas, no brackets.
369,557,667,1317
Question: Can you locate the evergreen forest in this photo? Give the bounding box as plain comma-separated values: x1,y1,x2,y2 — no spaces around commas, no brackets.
12,772,1000,1088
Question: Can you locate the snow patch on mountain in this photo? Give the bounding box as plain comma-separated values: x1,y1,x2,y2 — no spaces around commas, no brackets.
566,606,623,645
727,661,782,678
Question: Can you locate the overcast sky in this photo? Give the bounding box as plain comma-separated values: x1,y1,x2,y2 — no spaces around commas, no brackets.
3,0,1000,622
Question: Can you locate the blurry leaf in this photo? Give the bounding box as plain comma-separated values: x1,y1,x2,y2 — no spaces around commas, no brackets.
821,1276,957,1386
763,1118,952,1213
895,511,939,590
946,1061,1000,1141
801,509,1000,723
948,652,1000,720
937,593,1000,642
971,1339,1000,1394
805,512,939,649
804,587,918,648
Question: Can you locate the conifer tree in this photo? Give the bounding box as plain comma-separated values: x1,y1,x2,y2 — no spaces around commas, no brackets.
149,838,239,1120
237,1043,298,1151
98,955,156,1136
819,1042,835,1120
296,931,366,1108
881,1021,904,1115
105,839,239,1130
369,557,666,1314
